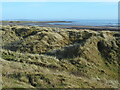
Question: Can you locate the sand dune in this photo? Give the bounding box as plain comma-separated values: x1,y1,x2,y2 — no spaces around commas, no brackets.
1,25,119,88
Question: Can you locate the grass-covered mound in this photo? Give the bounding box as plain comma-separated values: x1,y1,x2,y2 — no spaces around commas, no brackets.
0,25,120,88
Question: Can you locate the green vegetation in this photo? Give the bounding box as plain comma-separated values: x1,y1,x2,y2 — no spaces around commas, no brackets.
0,25,119,88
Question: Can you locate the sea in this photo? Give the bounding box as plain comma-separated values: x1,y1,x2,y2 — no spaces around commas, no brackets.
48,19,118,27
1,19,118,27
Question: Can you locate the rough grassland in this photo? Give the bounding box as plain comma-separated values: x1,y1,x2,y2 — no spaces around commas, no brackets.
0,25,120,88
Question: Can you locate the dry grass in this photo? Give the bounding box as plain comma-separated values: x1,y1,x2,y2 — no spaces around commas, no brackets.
0,25,120,88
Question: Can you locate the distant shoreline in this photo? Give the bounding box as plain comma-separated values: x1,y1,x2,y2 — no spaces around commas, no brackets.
0,20,119,31
0,20,72,23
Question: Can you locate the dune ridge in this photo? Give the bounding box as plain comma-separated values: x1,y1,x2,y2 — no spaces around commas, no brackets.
0,25,120,88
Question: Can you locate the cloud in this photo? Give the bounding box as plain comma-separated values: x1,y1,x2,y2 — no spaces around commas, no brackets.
1,0,119,2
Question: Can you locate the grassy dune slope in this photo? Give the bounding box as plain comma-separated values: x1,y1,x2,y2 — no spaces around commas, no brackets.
0,25,120,88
